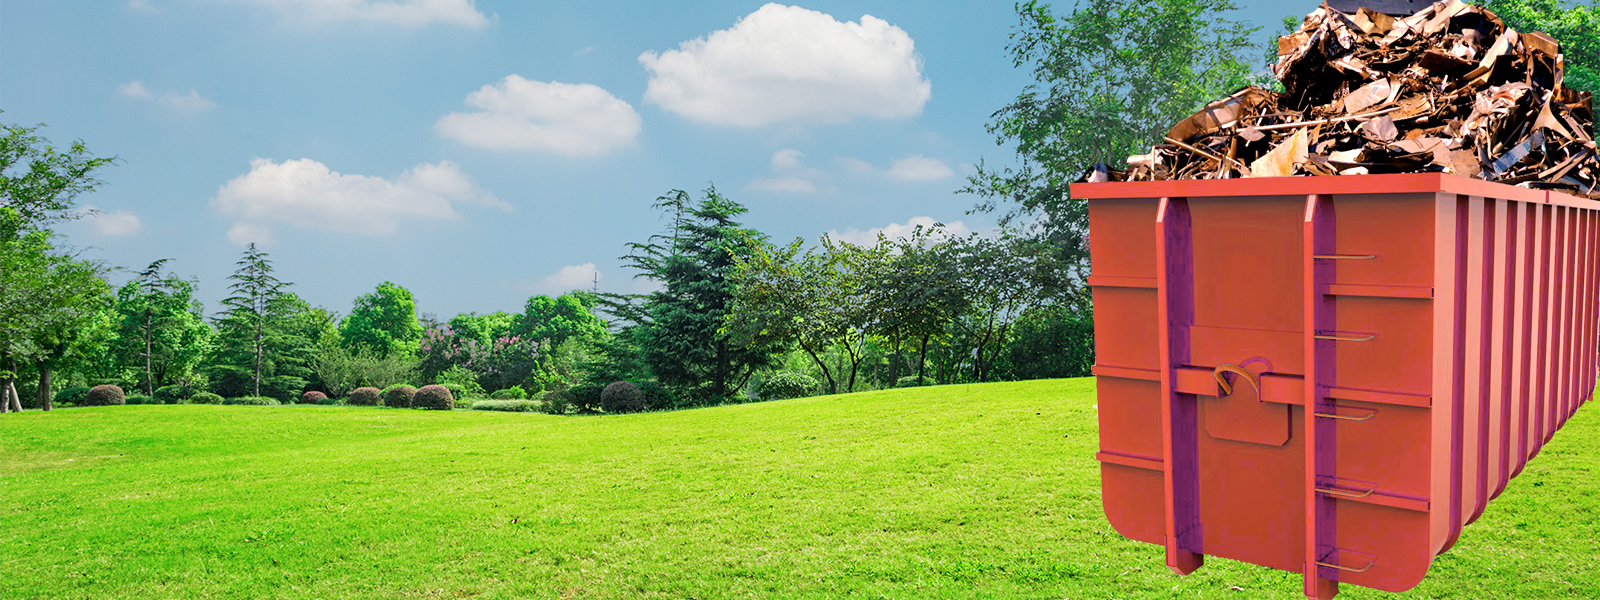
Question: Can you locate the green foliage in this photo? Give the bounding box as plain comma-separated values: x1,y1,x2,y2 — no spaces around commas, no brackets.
313,345,417,397
111,261,212,396
568,384,603,413
488,386,526,400
338,282,423,359
189,391,223,405
317,394,342,406
612,186,785,404
994,305,1095,380
53,386,91,405
514,292,605,347
440,383,467,400
0,230,113,409
759,372,817,400
348,386,382,406
208,246,324,403
382,384,416,408
635,380,675,411
300,391,328,405
153,385,194,404
411,385,454,411
469,399,540,413
82,384,125,406
447,311,516,346
538,389,574,415
964,0,1261,284
124,395,157,405
222,396,280,406
894,376,932,388
1477,0,1599,94
0,118,117,239
600,380,645,414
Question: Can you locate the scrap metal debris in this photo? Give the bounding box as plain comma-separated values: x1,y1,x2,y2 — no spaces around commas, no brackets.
1090,0,1598,198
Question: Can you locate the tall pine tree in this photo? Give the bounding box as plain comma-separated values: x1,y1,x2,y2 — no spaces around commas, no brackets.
209,244,316,400
613,186,784,404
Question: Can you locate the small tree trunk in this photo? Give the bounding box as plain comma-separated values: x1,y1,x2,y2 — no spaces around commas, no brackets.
917,334,931,381
38,367,52,411
0,376,12,413
144,311,155,396
4,378,20,413
254,312,264,397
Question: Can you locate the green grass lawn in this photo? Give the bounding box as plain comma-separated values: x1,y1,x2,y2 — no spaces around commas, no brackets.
1,378,1595,599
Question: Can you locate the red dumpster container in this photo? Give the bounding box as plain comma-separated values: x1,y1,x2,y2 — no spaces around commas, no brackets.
1070,173,1599,599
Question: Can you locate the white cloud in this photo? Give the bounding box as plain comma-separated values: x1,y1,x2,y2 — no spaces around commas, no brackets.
639,3,931,127
116,81,152,99
532,263,600,295
750,176,816,194
886,155,954,182
827,216,972,247
78,206,143,237
116,80,216,111
771,149,804,170
245,0,490,27
211,158,505,245
436,75,641,157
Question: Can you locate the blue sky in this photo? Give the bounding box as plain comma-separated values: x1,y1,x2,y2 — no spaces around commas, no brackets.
1,0,1301,320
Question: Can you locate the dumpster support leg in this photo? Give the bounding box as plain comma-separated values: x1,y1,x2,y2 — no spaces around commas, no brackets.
1304,194,1339,600
1156,196,1204,575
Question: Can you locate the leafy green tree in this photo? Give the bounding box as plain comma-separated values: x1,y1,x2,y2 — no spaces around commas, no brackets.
948,233,1076,383
112,260,212,395
1476,0,1598,94
964,0,1260,264
0,231,111,412
514,292,606,347
312,345,417,397
726,238,838,394
613,186,784,403
870,228,969,383
449,311,516,346
1,117,117,240
338,281,423,359
211,244,288,397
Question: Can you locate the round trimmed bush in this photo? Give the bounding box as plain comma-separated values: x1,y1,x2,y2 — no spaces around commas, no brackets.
636,380,676,411
300,391,328,405
539,390,573,415
190,392,223,405
223,396,281,406
413,384,454,410
153,385,195,404
601,381,645,414
382,384,416,408
82,384,126,406
54,386,93,406
760,372,817,400
348,387,382,406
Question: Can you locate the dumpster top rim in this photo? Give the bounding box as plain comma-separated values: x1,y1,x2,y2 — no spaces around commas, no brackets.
1071,173,1596,209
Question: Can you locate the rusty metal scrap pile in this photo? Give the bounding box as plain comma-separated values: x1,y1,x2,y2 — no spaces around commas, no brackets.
1101,0,1598,198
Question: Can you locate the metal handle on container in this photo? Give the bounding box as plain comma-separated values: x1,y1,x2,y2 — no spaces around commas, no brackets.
1314,410,1376,422
1316,486,1376,499
1316,559,1376,573
1314,332,1377,342
1212,364,1260,397
1313,254,1377,260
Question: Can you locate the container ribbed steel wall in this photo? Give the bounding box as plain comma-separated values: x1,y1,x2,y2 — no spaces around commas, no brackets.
1070,173,1598,599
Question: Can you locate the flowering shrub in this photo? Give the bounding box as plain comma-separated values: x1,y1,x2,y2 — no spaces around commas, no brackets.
417,320,543,392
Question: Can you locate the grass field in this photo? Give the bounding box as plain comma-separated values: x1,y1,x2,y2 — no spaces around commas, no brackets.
2,378,1595,599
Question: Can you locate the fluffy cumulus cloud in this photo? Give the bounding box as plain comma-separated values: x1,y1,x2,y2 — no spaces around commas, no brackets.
771,148,804,170
531,263,600,295
827,216,972,247
245,0,489,27
640,3,931,127
116,81,216,111
211,158,506,245
436,76,642,156
78,206,143,236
